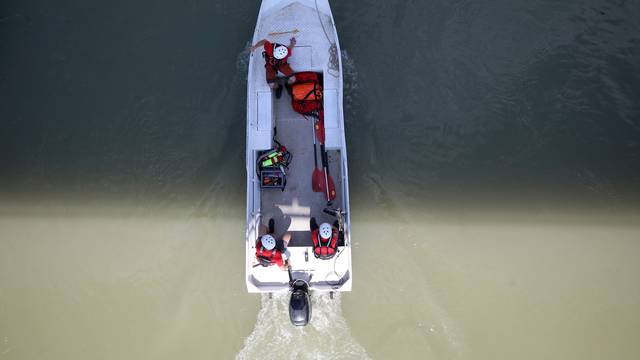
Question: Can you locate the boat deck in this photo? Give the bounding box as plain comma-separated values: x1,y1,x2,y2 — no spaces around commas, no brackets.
246,0,351,293
251,86,349,291
260,91,342,246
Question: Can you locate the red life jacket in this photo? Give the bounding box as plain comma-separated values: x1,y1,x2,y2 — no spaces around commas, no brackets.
262,42,291,69
255,241,280,267
289,72,323,116
311,227,339,260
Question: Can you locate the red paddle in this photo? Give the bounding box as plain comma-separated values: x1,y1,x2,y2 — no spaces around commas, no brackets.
311,119,324,192
314,110,335,203
311,118,336,203
314,110,325,144
320,142,336,204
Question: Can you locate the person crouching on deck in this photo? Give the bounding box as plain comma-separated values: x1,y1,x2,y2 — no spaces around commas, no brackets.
251,37,297,99
255,219,292,270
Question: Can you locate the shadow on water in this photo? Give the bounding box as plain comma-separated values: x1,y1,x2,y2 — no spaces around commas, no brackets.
0,0,256,213
1,0,639,218
333,0,640,216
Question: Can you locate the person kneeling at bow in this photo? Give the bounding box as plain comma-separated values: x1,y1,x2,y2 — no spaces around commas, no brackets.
251,37,297,98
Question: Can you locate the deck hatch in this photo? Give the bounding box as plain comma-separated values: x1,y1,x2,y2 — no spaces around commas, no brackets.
257,91,273,132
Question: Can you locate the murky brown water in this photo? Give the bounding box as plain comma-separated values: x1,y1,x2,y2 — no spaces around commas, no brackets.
1,204,639,359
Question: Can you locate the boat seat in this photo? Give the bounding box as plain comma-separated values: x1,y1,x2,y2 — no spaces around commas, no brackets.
323,88,340,149
254,90,273,150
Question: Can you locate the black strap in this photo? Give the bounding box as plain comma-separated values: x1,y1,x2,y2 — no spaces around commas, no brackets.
297,83,323,115
302,84,317,101
300,82,322,101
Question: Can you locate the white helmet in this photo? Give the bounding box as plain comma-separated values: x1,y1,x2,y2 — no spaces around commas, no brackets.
261,234,276,250
319,223,333,239
273,45,289,60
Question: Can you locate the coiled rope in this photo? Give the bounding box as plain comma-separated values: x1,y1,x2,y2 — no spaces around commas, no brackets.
314,0,340,77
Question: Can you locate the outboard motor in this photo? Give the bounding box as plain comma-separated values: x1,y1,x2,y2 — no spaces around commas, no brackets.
288,268,311,326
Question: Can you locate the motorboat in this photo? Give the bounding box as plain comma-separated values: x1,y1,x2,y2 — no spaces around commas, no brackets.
245,0,352,325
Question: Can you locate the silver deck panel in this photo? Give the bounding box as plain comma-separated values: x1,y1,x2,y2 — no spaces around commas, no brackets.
245,0,352,293
260,90,342,246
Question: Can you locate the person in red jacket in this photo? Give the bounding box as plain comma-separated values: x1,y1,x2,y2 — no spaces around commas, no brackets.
251,37,297,98
255,219,291,270
309,217,339,260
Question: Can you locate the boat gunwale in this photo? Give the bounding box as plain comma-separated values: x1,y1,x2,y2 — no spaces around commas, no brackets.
245,0,352,293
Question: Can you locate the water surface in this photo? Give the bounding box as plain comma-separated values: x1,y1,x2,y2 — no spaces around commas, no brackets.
1,0,639,359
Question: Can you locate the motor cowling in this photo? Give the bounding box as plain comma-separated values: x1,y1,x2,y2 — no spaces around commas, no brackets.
289,279,311,326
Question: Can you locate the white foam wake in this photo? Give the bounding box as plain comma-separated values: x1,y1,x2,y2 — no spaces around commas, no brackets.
235,43,251,82
236,293,370,360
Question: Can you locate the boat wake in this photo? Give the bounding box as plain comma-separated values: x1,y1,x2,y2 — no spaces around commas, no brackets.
340,49,358,114
236,293,370,360
235,44,251,82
